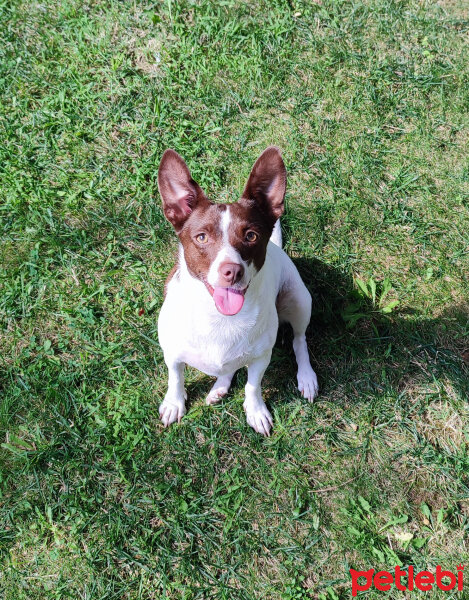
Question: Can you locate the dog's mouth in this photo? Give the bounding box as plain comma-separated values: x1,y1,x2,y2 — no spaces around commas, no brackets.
203,280,247,316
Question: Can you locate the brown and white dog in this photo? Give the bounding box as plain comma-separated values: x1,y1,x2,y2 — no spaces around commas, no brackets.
157,147,318,436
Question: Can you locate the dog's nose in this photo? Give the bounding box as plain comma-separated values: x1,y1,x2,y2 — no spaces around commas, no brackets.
219,262,244,286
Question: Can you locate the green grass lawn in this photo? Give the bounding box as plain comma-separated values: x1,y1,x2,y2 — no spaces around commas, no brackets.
1,0,468,598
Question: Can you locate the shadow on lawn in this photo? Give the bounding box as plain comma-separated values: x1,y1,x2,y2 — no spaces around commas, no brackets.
269,256,468,406
185,256,467,409
187,258,469,404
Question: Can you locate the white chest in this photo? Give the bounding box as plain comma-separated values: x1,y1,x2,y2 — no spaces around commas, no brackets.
159,289,278,376
158,242,287,376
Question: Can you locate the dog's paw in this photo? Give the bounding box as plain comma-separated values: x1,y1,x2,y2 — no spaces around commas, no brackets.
297,367,319,402
205,386,228,406
206,374,233,406
245,403,273,437
159,396,186,427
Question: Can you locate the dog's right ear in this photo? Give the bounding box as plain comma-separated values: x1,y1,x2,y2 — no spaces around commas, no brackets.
158,149,208,232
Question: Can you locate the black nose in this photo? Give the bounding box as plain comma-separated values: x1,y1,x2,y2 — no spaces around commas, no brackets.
219,262,244,286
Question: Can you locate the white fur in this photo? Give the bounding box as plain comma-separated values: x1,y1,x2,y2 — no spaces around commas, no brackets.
206,207,256,289
270,220,282,247
158,222,319,435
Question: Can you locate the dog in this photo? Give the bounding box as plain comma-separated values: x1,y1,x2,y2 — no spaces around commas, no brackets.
157,146,318,436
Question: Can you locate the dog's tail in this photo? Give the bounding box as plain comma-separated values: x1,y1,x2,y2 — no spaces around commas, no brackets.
270,219,282,247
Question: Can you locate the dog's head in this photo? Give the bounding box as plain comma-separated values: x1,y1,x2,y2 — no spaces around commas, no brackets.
158,147,286,315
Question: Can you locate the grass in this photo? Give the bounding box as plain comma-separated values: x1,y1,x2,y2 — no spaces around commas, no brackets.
1,0,468,598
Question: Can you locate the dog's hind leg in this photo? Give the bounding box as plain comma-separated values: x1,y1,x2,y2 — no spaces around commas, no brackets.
206,372,235,405
278,273,319,402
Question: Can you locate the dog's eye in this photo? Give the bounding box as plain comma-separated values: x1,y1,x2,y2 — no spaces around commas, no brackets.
245,231,258,242
196,233,208,244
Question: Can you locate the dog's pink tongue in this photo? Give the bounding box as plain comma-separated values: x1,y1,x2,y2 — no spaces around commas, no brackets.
213,287,244,316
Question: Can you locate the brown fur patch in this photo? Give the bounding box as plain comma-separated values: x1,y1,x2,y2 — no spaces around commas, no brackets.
228,202,276,271
177,204,225,281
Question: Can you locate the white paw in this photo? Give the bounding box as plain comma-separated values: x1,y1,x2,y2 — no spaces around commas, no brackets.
244,403,273,437
159,396,186,427
297,367,319,402
205,386,229,406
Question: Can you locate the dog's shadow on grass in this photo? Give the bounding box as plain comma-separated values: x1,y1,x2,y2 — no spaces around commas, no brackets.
184,256,467,412
269,256,468,407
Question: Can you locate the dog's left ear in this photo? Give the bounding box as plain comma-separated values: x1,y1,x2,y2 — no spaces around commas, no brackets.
241,146,286,220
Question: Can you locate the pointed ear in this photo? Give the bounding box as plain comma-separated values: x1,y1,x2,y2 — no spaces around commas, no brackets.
158,149,208,232
241,146,286,220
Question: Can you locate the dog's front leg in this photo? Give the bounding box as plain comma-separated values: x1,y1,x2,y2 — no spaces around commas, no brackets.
244,351,273,436
159,360,187,427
